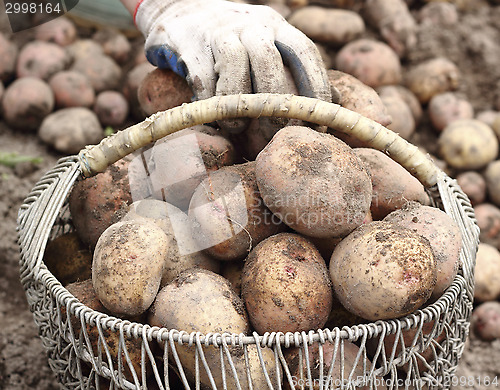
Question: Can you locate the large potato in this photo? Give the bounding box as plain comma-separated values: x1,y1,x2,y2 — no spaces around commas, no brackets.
241,232,333,334
92,220,168,317
256,126,372,238
330,221,436,321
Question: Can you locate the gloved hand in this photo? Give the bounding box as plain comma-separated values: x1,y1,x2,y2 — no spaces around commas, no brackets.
135,0,332,131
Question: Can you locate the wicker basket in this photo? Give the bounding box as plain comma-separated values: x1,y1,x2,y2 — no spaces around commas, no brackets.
18,94,479,390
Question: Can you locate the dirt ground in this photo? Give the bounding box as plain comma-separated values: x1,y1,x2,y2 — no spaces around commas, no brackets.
1,2,500,389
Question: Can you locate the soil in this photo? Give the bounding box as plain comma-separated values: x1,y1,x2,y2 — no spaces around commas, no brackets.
1,1,500,389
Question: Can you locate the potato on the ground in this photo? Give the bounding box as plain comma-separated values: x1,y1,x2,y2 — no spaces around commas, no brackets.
471,301,500,341
474,203,500,250
92,28,131,64
377,85,423,124
256,126,372,238
455,171,486,206
354,148,430,220
330,221,436,321
43,232,92,286
71,54,122,93
69,157,133,248
384,201,462,300
93,90,129,127
38,107,104,154
1,77,54,131
288,6,365,45
335,38,402,88
0,33,18,82
16,41,71,80
473,243,500,302
438,119,498,170
241,232,333,334
484,160,500,208
49,70,95,108
428,92,474,132
380,94,415,140
189,161,285,261
137,68,192,116
93,219,168,317
67,39,104,62
476,110,500,128
122,62,155,119
417,2,458,26
404,57,460,104
34,17,77,46
493,115,500,140
362,0,417,57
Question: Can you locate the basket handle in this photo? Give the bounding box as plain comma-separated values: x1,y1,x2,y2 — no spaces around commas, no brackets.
78,93,442,187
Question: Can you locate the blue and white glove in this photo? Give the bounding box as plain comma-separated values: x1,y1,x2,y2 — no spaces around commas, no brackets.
135,0,332,131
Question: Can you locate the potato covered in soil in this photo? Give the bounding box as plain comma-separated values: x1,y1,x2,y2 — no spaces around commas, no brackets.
335,38,402,88
455,171,486,206
71,54,122,93
189,161,285,261
241,233,333,334
137,68,192,116
475,203,500,250
428,92,474,132
354,148,430,220
0,33,18,82
471,301,500,341
43,232,92,286
473,243,500,302
38,107,104,154
69,157,133,248
256,126,372,238
34,17,77,46
1,77,54,131
92,220,168,317
438,119,498,170
329,221,436,321
16,41,71,80
384,201,462,300
49,70,95,108
484,160,500,208
93,90,129,127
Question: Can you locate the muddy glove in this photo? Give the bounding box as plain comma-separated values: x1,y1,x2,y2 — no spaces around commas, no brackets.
135,0,332,132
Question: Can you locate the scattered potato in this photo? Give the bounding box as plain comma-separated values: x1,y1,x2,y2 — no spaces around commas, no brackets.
0,33,18,82
471,301,500,341
256,126,372,238
404,57,460,104
241,232,333,333
476,110,500,128
16,41,71,80
474,203,500,249
93,90,129,127
438,119,498,170
49,70,95,108
380,94,415,139
377,85,423,124
418,2,458,26
93,219,168,316
1,77,54,131
455,171,487,206
122,62,155,119
484,160,500,207
38,107,104,154
330,221,436,321
34,17,78,46
288,6,365,45
336,38,402,88
474,243,500,302
354,148,430,220
67,39,104,62
72,54,122,93
384,201,462,300
92,28,131,64
428,92,474,132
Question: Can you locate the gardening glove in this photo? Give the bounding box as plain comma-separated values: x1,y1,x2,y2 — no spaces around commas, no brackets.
135,0,332,132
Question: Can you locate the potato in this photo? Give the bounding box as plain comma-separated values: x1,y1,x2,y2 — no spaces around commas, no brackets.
121,199,220,287
0,33,18,82
43,232,92,286
288,7,365,45
428,92,474,132
16,41,71,80
335,39,402,88
93,91,129,127
69,157,133,248
384,201,462,300
1,77,54,131
122,62,155,119
92,28,131,64
484,160,500,207
474,203,500,250
330,221,436,321
404,57,460,104
189,161,285,261
49,70,96,108
327,69,392,128
376,85,423,124
92,219,168,317
362,0,417,57
380,95,415,140
473,243,500,302
471,301,500,341
34,17,77,46
256,126,372,238
476,110,500,128
67,39,104,62
38,107,104,154
137,68,192,116
455,171,486,206
354,148,430,220
220,260,244,296
71,54,122,93
418,2,459,26
0,81,3,107
241,232,333,334
438,119,498,170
